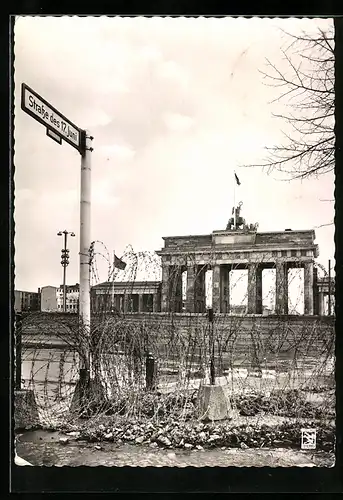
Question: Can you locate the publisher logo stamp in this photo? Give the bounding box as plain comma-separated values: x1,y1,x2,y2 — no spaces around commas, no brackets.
301,429,316,450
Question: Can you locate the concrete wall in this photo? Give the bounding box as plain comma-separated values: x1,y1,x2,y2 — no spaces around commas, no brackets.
19,312,334,370
107,313,334,358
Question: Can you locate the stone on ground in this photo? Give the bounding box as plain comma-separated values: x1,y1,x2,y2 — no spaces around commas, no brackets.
69,375,108,416
14,389,40,430
197,384,231,421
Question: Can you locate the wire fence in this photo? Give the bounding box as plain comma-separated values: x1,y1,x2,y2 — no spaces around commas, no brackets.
15,245,335,430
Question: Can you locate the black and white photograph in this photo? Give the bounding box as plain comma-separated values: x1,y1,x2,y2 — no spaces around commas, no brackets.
13,16,335,469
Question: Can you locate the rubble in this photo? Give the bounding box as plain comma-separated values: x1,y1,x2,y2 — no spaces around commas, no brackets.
46,387,335,453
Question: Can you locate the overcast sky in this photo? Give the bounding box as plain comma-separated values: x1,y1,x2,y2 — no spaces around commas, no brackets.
14,16,334,295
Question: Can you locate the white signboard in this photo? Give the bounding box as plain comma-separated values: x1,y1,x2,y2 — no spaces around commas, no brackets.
46,127,62,145
21,83,84,153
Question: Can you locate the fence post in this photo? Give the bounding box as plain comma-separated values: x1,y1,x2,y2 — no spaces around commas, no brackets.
15,313,23,390
208,308,216,385
146,352,157,391
79,368,90,392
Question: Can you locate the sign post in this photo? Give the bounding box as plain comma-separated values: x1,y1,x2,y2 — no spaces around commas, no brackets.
21,83,94,403
79,129,93,373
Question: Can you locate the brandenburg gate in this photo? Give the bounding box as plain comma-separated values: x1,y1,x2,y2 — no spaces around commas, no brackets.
156,203,319,315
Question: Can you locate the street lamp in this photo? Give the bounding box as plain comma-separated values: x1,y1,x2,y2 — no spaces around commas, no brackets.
57,230,75,312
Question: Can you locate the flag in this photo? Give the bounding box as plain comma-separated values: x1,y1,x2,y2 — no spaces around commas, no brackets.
114,254,126,270
234,172,241,186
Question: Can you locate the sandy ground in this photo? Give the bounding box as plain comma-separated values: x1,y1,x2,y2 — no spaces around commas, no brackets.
15,430,335,468
17,346,334,468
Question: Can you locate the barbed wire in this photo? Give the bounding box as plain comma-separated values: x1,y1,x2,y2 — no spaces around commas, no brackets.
17,245,335,428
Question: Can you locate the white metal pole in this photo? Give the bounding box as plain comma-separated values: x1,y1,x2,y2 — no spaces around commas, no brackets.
79,130,92,370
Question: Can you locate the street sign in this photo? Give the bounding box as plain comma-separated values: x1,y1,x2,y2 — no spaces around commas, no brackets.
20,82,94,397
46,127,62,145
21,83,84,154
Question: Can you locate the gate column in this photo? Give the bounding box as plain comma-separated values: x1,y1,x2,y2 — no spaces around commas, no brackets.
195,265,206,313
220,265,230,313
247,263,263,314
185,264,196,313
161,263,170,312
304,262,314,315
212,264,221,313
275,262,288,315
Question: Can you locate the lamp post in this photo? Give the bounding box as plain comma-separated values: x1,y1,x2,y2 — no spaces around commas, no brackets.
57,230,75,312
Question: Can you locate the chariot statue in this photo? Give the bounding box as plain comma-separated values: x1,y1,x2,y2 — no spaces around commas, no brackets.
226,201,259,231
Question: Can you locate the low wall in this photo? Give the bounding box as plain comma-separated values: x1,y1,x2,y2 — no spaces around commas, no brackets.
19,312,335,369
111,313,335,365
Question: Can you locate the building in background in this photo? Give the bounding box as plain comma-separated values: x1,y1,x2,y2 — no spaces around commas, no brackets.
16,272,335,317
15,284,80,313
156,207,335,317
56,283,79,313
40,286,58,312
315,276,335,316
91,281,161,314
14,290,41,312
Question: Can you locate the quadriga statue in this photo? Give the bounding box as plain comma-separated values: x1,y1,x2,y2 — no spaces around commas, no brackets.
226,201,245,230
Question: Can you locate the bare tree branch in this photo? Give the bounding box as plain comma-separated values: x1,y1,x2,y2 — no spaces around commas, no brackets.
242,27,335,180
313,221,334,228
